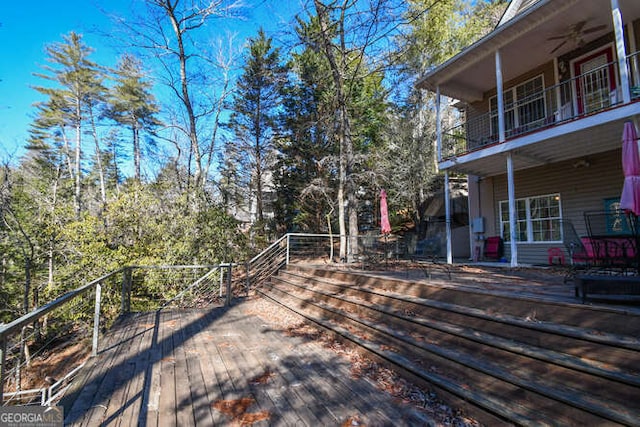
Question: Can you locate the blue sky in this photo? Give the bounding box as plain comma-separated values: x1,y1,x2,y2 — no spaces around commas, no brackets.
0,0,301,162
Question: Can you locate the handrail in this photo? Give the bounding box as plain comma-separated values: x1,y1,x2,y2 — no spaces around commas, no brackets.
0,263,232,406
0,268,124,340
248,234,288,264
1,235,344,406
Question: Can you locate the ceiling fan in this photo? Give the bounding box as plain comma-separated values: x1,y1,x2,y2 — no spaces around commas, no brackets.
548,20,607,54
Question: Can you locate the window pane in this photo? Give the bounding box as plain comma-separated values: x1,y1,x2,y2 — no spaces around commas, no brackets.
517,200,527,220
500,201,509,221
503,222,510,242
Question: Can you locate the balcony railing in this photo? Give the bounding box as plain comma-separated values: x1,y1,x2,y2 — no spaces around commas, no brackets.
441,51,640,160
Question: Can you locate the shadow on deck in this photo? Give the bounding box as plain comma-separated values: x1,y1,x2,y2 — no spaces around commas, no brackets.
60,298,431,426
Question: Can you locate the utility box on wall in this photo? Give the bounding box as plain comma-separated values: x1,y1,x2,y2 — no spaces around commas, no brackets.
471,217,484,234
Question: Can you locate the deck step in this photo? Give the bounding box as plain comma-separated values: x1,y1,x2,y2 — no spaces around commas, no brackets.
257,265,640,426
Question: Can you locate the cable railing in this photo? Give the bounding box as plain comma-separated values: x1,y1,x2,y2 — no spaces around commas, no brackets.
0,264,234,406
0,269,122,406
1,232,418,407
442,52,639,159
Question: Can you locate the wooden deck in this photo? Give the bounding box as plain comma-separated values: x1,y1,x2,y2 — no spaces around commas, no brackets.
61,299,432,426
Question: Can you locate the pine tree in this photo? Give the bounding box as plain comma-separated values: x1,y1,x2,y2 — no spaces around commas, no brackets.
107,54,160,182
226,29,287,232
274,17,337,233
31,32,107,217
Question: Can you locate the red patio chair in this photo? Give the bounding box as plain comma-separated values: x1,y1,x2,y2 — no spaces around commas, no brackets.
484,236,503,260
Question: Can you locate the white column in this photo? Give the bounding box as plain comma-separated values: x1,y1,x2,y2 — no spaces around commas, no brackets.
444,171,452,264
495,50,506,142
612,0,631,103
436,86,442,162
507,154,518,267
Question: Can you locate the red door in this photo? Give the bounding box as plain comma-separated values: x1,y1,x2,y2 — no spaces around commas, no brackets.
573,47,616,115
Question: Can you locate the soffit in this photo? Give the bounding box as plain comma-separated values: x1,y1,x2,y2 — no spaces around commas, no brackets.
417,0,640,103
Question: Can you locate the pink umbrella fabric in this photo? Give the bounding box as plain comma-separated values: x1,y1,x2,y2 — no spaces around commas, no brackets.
380,189,392,234
620,121,640,215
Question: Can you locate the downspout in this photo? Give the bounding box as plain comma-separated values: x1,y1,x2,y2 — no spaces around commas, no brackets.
436,86,442,163
628,14,639,85
611,0,631,104
495,50,506,144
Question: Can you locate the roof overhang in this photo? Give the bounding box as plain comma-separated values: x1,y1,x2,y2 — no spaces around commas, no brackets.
415,0,640,103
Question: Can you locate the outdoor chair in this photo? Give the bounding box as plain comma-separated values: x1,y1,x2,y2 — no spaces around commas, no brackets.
583,211,637,272
560,220,594,291
483,236,503,260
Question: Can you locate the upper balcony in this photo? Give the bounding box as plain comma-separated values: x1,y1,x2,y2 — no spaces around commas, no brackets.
442,51,640,162
417,0,640,177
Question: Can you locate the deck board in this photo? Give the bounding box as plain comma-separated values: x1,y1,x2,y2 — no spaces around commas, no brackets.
61,299,428,426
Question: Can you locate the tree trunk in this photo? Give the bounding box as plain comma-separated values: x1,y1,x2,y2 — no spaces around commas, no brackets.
314,0,359,261
132,119,141,182
74,102,82,218
88,103,107,208
166,2,203,189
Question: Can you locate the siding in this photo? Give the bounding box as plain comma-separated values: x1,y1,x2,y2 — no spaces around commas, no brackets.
468,61,556,117
485,149,623,265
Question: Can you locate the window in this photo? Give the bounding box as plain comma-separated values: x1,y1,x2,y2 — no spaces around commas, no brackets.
490,75,546,136
499,194,562,243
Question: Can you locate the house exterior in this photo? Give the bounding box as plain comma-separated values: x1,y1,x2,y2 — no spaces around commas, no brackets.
417,0,640,266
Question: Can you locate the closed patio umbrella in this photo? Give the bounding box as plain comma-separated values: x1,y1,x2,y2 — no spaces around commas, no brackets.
620,121,640,215
380,189,391,266
619,120,640,274
380,189,391,234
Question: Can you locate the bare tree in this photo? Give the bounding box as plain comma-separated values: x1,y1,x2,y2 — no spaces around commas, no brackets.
117,0,244,190
310,0,401,261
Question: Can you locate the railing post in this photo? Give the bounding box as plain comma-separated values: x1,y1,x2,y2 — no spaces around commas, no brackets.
219,266,224,297
121,267,131,315
286,234,290,265
245,262,251,295
225,263,232,307
0,337,6,405
92,282,102,357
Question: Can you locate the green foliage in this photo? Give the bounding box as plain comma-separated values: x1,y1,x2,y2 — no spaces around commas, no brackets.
224,28,287,235
2,1,509,324
106,54,161,181
403,0,507,71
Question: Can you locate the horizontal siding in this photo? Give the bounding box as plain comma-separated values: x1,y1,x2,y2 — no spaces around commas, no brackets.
484,149,623,265
468,61,556,118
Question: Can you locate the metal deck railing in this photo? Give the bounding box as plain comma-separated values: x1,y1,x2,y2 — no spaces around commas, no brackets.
442,51,640,159
1,233,417,407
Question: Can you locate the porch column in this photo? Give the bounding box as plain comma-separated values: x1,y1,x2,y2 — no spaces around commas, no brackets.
495,50,506,143
444,171,452,264
611,0,631,103
506,153,518,267
436,86,442,162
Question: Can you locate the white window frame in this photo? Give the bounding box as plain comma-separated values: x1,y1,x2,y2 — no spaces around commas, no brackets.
499,193,562,243
490,74,546,135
